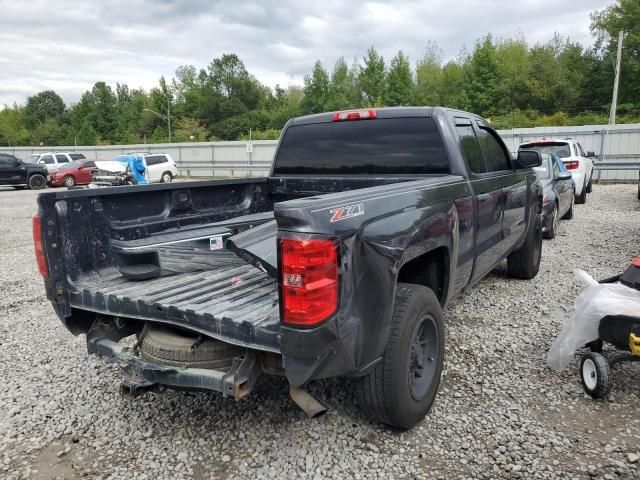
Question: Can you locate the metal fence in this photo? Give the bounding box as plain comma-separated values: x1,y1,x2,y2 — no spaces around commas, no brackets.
2,123,639,181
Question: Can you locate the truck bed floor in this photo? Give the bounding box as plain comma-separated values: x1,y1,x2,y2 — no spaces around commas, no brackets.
71,263,280,352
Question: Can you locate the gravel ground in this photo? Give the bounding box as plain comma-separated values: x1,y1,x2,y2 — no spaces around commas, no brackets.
0,184,639,480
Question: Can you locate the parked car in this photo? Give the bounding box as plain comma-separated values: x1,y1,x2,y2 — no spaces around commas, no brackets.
126,152,177,183
534,153,575,239
34,107,543,429
48,160,97,187
31,152,87,172
0,153,48,189
518,139,595,204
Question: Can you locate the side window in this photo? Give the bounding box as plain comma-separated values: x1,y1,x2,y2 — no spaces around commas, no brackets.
145,155,162,166
40,155,54,165
83,161,95,168
552,159,560,178
0,155,19,167
455,122,487,174
577,143,586,157
56,154,69,163
476,126,512,172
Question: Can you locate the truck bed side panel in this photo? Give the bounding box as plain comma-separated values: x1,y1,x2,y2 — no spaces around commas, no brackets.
274,175,474,385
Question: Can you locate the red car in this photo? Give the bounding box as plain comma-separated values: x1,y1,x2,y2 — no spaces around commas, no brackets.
48,160,97,187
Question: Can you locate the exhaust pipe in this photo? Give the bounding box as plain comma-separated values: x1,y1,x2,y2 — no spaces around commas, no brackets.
289,385,327,418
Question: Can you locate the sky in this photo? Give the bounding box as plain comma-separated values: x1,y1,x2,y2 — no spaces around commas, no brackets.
0,0,612,107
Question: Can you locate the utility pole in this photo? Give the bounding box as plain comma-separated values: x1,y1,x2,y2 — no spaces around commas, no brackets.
609,30,624,125
167,97,171,143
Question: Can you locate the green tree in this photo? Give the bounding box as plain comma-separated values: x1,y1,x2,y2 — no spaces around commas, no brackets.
301,61,330,114
174,117,208,141
359,47,386,106
465,35,499,115
441,61,470,109
494,37,531,112
386,51,413,105
591,0,640,105
414,42,444,105
24,90,66,129
326,57,359,110
0,106,30,146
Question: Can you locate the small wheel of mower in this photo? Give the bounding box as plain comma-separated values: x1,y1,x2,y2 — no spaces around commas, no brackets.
580,352,612,399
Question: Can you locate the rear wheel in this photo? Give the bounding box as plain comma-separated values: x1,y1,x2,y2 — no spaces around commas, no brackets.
63,175,76,187
544,205,558,239
161,171,173,183
27,174,46,190
586,179,593,193
356,284,444,429
507,209,542,279
140,325,242,369
562,192,574,219
575,181,587,204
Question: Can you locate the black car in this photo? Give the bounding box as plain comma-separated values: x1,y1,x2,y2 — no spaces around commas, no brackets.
534,153,575,239
0,153,48,190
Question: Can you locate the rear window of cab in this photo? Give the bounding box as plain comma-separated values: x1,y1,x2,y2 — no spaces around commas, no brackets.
273,117,450,175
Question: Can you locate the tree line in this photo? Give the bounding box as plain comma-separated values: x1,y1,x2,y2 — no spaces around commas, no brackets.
0,0,638,146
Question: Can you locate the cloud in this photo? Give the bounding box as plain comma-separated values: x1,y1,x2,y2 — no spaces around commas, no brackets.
0,0,610,106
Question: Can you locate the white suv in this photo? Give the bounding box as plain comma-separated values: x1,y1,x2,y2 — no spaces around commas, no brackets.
30,152,87,172
127,152,178,183
518,139,595,204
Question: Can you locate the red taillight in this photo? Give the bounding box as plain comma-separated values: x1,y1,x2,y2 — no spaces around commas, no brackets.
32,214,49,277
564,160,579,170
280,238,339,326
632,258,640,267
332,109,377,122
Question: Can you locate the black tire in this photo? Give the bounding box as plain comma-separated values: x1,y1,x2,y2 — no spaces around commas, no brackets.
580,352,612,399
63,175,76,187
356,284,444,429
140,325,241,369
562,193,574,220
586,179,592,193
543,205,558,240
161,171,173,183
27,174,46,190
575,182,587,204
507,210,542,279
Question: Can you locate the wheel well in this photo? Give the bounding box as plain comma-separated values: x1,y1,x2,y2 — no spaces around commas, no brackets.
397,247,449,305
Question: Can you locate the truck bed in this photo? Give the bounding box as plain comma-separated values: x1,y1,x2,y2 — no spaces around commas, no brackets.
70,263,281,352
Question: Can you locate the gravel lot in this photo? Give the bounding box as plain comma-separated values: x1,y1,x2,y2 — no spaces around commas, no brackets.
1,184,639,480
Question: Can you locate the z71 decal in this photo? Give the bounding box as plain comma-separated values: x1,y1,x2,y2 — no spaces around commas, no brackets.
330,203,365,222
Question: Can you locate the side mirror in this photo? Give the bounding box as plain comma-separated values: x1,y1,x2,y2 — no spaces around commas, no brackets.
514,150,542,169
586,151,596,158
557,172,572,181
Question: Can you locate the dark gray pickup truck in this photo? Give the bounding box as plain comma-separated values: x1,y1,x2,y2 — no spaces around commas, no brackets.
34,107,543,428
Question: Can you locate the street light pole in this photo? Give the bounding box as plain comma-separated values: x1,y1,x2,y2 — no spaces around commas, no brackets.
143,101,172,142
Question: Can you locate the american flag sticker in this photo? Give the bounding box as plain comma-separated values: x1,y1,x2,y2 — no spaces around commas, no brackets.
209,235,224,250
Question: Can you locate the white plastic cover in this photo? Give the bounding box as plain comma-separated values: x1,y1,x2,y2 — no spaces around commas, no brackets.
546,269,640,370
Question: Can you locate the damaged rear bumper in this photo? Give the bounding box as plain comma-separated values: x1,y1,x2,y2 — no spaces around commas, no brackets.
88,336,260,400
